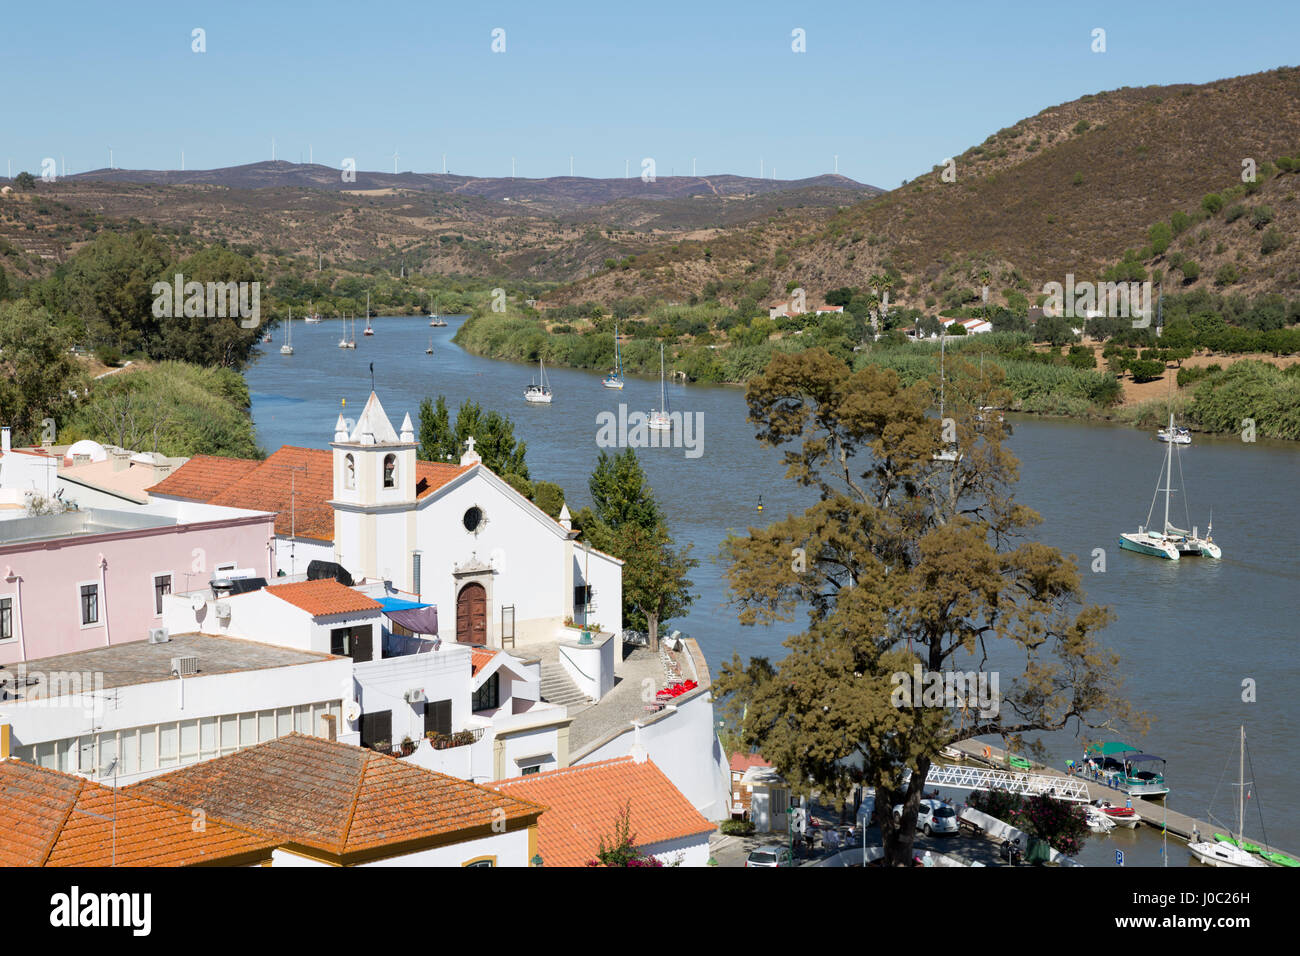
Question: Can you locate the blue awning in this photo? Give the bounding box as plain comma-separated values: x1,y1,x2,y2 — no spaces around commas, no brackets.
376,597,429,611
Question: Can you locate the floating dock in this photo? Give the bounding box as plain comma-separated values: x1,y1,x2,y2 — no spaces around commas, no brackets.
948,739,1295,865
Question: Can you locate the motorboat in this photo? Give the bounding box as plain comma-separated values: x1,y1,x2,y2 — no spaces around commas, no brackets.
1075,742,1169,798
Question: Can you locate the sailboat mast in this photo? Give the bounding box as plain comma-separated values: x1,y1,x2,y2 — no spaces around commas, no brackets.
1238,725,1246,844
660,344,666,410
1163,413,1174,534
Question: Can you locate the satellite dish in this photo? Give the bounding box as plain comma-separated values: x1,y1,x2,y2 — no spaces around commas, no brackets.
343,700,361,723
190,596,207,612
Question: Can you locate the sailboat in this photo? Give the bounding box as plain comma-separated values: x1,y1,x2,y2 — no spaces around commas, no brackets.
363,294,375,336
280,308,294,355
524,356,553,403
304,309,322,324
603,322,624,389
932,332,959,461
339,314,356,349
649,344,671,430
1157,423,1191,444
1188,727,1268,868
428,293,446,326
1119,412,1220,560
425,335,433,355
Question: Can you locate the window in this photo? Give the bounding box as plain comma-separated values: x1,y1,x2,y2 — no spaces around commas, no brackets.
0,596,11,642
472,672,499,712
463,505,483,532
344,453,355,490
153,574,172,615
424,699,452,737
463,857,496,867
574,585,594,611
521,765,541,775
360,710,392,753
330,625,373,663
79,583,99,626
383,453,396,488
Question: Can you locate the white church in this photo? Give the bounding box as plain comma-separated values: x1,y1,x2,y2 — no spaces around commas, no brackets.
149,392,623,648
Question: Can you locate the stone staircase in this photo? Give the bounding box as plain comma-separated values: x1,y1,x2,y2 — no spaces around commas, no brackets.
536,645,591,712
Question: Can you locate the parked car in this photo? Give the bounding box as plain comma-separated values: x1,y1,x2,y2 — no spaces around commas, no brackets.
891,799,960,836
745,845,795,867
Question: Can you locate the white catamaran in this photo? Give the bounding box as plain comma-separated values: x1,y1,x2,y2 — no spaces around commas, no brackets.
524,357,553,404
603,322,624,389
649,343,671,430
1119,413,1220,560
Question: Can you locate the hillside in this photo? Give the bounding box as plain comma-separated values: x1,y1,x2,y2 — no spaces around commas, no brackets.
0,164,875,285
545,67,1300,307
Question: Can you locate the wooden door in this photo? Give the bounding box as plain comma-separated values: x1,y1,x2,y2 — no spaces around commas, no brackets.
457,583,487,644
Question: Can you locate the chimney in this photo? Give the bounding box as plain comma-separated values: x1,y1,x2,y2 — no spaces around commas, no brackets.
559,503,572,531
1,427,9,454
111,450,130,472
321,713,337,742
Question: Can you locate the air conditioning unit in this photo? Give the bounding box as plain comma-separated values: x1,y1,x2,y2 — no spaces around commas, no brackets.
403,688,426,704
171,655,200,677
148,627,171,644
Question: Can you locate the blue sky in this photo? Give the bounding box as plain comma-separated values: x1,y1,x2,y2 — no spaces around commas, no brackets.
2,0,1296,188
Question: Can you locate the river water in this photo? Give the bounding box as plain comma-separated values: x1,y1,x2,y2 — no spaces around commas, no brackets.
246,315,1299,865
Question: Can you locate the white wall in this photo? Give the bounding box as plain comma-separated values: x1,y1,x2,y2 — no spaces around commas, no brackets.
574,691,731,821
576,545,623,637
354,644,474,745
642,832,711,867
270,829,530,867
1,655,351,784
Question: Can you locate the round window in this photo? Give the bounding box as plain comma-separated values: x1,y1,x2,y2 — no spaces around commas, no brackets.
463,506,483,532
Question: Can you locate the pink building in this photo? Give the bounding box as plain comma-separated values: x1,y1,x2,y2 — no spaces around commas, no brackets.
0,508,275,665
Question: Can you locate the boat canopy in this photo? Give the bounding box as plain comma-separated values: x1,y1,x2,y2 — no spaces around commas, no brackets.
1085,741,1138,756
1123,753,1166,764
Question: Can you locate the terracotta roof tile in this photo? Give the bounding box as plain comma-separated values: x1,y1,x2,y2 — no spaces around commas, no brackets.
495,757,714,867
729,752,772,774
129,734,544,859
144,447,473,542
471,648,500,676
0,760,276,867
265,578,383,617
146,454,262,500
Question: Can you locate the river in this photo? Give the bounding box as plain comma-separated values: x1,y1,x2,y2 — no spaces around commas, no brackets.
246,314,1300,865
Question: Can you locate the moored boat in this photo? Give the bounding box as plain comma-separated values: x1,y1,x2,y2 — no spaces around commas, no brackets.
1120,413,1220,560
1076,741,1169,798
524,357,553,404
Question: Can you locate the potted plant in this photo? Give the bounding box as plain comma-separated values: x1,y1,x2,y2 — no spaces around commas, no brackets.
400,735,415,757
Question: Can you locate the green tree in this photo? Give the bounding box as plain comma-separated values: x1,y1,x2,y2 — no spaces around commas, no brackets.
713,349,1129,866
63,230,170,354
0,301,86,444
616,521,698,651
152,245,266,369
417,396,529,480
13,171,36,190
586,448,663,532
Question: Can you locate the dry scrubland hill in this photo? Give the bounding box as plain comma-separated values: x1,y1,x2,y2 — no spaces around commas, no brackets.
0,166,873,284
549,67,1300,306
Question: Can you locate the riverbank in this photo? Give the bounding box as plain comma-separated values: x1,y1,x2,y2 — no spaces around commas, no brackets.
453,313,1300,441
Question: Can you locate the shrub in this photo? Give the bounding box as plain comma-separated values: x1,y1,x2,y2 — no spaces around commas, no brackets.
1201,193,1224,215
1213,263,1240,287
1127,358,1166,382
1073,120,1091,135
1249,205,1275,229
1261,227,1284,255
1180,260,1200,282
719,819,756,836
1171,210,1191,235
1224,204,1246,223
1071,172,1084,186
1147,222,1172,255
